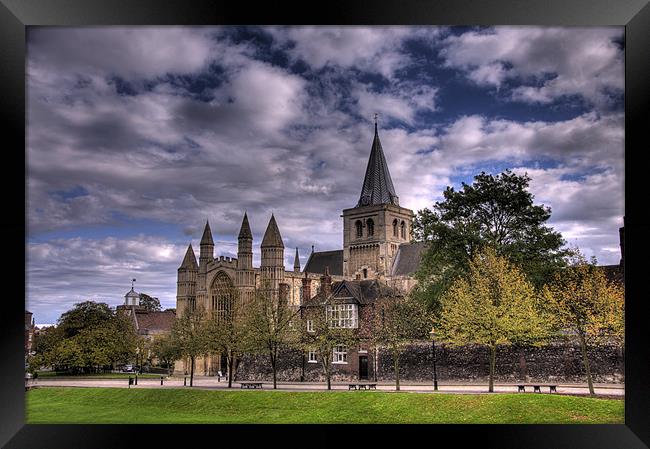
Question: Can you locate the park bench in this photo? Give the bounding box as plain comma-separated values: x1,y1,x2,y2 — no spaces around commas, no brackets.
348,383,377,390
240,382,263,389
517,384,557,393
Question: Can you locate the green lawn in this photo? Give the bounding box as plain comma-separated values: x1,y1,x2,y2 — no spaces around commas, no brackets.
35,371,163,379
26,387,624,424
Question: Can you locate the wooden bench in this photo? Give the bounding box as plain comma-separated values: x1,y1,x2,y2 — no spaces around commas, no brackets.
518,384,557,393
349,383,377,390
240,382,263,389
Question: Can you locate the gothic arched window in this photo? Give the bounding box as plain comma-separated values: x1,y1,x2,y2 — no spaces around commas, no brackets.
400,221,406,239
367,218,374,236
355,220,363,238
393,219,398,237
210,271,235,322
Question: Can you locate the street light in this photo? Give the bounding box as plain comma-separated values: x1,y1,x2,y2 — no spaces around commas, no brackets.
429,328,439,391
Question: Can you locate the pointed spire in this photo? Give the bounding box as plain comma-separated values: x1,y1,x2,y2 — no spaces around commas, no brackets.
180,243,198,270
357,120,399,207
293,247,300,272
238,212,253,240
261,214,284,248
200,220,214,246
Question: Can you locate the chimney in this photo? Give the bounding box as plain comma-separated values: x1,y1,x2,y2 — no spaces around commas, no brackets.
279,283,290,306
302,272,312,303
320,266,332,297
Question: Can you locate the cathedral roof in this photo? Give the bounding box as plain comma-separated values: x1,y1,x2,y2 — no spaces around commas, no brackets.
179,243,198,270
200,220,214,246
304,250,343,276
390,241,427,277
357,123,399,207
238,212,253,240
261,214,284,248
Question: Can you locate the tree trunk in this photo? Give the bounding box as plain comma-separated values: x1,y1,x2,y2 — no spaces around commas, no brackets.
228,350,234,388
488,345,496,393
518,346,527,382
270,351,277,389
190,355,195,387
579,332,595,397
393,349,400,391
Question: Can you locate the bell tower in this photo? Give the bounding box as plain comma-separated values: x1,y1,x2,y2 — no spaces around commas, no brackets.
342,118,413,278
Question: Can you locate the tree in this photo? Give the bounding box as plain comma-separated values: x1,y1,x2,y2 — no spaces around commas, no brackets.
542,254,624,396
438,247,550,392
169,305,209,387
372,296,432,391
412,170,570,312
151,335,180,371
246,284,300,389
57,301,114,338
205,287,250,388
300,305,358,390
139,293,162,312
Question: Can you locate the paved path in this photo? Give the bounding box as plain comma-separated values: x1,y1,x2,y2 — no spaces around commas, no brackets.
29,377,624,397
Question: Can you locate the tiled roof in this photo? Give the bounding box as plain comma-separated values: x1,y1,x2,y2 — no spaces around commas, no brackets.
390,241,427,276
200,220,214,245
304,250,343,276
261,214,284,248
304,279,402,306
134,309,176,333
238,212,252,240
179,243,198,270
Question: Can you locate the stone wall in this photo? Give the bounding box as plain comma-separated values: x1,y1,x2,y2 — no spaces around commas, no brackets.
231,340,624,383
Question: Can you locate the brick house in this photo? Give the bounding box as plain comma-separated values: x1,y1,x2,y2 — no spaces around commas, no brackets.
300,267,403,381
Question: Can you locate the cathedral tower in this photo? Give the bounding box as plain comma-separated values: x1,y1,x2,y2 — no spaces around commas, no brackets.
236,212,255,303
177,243,198,317
342,120,414,278
196,220,214,310
260,214,285,300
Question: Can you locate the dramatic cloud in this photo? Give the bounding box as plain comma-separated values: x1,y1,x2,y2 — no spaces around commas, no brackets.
26,26,624,324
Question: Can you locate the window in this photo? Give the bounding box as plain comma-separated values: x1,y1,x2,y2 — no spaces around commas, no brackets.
326,304,358,328
366,218,374,236
308,350,318,363
393,219,398,237
400,221,406,239
363,268,368,278
333,345,347,364
307,320,314,333
355,220,363,238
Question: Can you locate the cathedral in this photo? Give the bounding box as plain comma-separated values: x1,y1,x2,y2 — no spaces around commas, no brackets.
175,121,426,376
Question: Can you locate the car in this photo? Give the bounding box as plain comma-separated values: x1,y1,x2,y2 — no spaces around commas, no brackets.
122,365,134,373
25,372,33,379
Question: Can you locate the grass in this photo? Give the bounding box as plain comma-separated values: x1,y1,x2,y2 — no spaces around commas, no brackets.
26,387,624,424
35,371,163,379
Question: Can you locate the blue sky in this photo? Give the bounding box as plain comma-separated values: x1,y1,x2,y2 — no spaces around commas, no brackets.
26,26,624,324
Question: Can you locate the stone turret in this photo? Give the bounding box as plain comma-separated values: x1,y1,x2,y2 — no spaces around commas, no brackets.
293,247,301,273
236,213,255,303
260,214,284,300
177,243,198,317
197,220,214,309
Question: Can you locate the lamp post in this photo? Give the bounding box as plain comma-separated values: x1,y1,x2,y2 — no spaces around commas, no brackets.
430,328,438,391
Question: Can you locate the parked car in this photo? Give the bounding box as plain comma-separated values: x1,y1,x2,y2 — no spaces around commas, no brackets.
122,365,134,373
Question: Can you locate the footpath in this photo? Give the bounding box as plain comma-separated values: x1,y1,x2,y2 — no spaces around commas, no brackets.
29,376,624,397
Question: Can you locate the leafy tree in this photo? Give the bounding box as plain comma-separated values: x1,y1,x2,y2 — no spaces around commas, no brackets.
151,335,180,371
372,296,432,390
300,305,358,390
57,301,114,338
245,284,300,389
413,170,570,312
139,293,162,312
438,247,550,392
205,286,250,388
169,305,209,387
542,254,624,396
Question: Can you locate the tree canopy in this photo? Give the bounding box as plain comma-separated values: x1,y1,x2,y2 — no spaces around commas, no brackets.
413,170,570,312
139,293,162,312
438,247,550,392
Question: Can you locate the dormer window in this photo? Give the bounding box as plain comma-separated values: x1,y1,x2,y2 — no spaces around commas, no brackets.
326,304,358,328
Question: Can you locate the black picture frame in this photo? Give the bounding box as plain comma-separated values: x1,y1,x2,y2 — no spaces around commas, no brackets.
2,0,648,447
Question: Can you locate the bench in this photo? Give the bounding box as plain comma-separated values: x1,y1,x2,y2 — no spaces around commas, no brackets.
517,384,557,393
349,383,377,390
240,382,263,389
